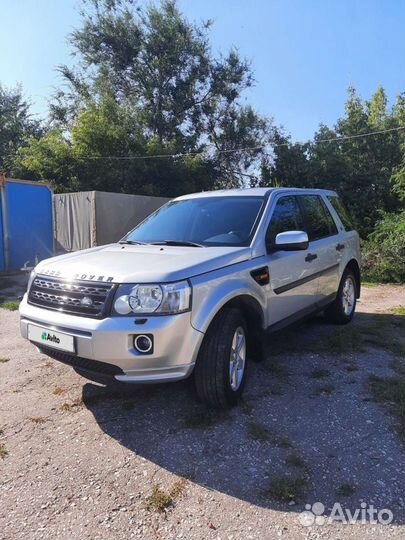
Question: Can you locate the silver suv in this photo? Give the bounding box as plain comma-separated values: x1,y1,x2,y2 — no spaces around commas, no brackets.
19,188,361,407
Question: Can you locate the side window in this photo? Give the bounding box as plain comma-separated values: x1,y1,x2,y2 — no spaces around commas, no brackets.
327,195,354,231
266,196,304,247
299,195,338,241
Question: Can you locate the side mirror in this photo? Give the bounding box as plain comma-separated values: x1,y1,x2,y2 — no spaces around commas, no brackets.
272,230,309,252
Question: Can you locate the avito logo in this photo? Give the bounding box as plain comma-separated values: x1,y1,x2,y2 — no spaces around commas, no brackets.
41,331,60,344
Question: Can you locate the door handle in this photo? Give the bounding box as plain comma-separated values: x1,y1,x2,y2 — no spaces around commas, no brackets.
305,253,318,262
336,243,345,251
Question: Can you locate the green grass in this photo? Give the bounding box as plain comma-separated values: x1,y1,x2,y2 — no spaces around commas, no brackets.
336,483,356,497
145,486,173,513
0,300,19,311
390,306,405,316
362,282,379,288
264,476,308,503
145,479,187,513
368,374,405,441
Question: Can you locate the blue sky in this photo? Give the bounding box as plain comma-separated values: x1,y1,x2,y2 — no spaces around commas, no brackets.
1,0,405,140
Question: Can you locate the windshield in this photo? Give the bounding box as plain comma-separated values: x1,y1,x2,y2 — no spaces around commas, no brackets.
124,196,265,247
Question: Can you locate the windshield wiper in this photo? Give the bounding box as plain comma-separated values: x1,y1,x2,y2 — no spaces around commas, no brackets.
150,240,204,248
119,240,147,245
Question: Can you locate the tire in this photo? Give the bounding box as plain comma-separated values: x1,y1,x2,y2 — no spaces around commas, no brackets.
325,269,357,324
194,308,248,408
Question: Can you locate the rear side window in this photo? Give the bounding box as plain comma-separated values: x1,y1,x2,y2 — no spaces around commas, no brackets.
299,195,338,241
327,195,354,231
266,196,304,246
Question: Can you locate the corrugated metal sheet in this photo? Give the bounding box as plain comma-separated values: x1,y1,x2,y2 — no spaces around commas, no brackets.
54,191,170,252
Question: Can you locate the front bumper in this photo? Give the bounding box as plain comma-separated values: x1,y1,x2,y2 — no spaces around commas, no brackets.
19,295,204,383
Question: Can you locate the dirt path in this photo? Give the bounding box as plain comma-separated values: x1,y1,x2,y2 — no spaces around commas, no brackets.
0,284,404,540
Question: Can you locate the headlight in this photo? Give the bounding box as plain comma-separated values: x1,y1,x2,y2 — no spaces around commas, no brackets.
113,280,191,316
27,270,36,292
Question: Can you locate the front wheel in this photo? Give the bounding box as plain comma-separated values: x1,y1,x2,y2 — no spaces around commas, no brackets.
325,270,357,324
194,308,248,408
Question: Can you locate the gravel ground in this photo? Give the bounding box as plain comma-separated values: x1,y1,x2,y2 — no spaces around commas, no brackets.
1,278,405,540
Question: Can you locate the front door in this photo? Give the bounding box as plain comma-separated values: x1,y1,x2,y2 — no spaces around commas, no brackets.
297,194,341,303
265,195,320,327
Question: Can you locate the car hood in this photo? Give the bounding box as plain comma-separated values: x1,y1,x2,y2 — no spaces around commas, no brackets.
35,244,253,283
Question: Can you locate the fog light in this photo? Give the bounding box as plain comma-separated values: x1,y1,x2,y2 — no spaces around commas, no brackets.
133,334,153,354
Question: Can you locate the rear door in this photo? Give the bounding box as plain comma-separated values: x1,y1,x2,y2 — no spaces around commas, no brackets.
297,194,340,303
265,195,320,327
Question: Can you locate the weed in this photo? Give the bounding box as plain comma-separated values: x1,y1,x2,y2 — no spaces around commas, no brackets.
30,417,45,424
61,398,83,412
390,306,405,316
0,442,8,459
169,478,187,498
0,301,19,311
264,476,307,503
145,478,187,513
145,486,173,513
52,387,65,396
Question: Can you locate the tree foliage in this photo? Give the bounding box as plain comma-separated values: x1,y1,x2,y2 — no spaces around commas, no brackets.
266,87,405,237
0,84,41,174
34,0,270,193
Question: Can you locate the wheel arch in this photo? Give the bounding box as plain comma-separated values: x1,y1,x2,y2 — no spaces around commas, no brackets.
345,258,361,298
199,294,265,362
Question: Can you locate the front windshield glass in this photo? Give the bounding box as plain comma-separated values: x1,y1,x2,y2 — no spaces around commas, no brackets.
124,196,265,247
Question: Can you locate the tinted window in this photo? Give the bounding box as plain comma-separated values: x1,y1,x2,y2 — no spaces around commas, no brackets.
327,195,354,231
125,196,264,247
266,196,304,246
299,195,338,241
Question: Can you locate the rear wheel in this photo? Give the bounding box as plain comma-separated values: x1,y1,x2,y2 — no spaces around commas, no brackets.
194,308,248,408
325,269,357,324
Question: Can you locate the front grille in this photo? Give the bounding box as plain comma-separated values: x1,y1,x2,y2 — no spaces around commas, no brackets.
28,276,116,318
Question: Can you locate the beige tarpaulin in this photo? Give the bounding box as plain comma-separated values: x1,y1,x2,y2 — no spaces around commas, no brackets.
54,191,170,253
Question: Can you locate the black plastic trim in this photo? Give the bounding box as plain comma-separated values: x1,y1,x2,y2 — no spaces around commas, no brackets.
273,263,339,295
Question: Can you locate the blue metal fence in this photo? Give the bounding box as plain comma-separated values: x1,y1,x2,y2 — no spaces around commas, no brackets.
0,178,53,272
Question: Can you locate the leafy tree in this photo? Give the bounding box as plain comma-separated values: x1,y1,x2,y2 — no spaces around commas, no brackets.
40,0,269,192
362,211,405,283
0,84,41,174
264,87,404,237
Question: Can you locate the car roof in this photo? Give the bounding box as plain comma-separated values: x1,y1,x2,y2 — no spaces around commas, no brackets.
174,187,337,200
